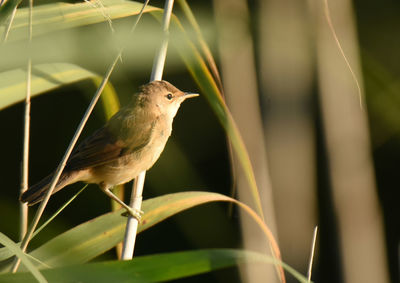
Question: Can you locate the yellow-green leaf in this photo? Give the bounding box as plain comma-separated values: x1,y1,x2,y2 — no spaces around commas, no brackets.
0,63,95,110
1,0,159,42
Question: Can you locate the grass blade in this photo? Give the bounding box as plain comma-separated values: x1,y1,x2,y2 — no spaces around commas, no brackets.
1,0,159,42
0,63,96,110
0,233,46,283
21,191,281,278
0,249,309,283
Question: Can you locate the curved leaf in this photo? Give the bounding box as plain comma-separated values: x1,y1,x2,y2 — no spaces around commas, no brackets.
1,0,159,42
0,63,95,110
29,191,230,267
0,0,21,26
26,192,279,272
0,249,310,283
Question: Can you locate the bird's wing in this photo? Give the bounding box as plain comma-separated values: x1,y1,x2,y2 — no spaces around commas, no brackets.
66,116,156,171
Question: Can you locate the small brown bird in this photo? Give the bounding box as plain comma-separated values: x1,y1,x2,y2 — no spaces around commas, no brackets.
20,80,198,218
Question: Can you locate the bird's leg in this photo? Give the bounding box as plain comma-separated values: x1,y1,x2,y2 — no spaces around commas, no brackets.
102,187,143,221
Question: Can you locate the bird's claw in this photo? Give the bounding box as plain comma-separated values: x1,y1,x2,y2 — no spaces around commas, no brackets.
121,207,144,222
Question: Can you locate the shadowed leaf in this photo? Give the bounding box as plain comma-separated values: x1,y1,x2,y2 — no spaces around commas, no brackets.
0,249,309,283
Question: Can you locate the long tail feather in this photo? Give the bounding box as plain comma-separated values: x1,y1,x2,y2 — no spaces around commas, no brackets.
20,172,72,205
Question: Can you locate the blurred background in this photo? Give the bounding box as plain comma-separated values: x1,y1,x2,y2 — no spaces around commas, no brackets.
0,0,399,282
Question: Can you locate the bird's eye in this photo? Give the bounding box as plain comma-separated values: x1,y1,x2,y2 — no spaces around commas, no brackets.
166,93,173,100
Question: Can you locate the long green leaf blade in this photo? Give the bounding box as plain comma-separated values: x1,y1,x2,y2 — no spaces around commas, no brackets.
0,63,95,110
29,191,231,267
0,233,46,283
1,0,159,42
0,249,310,283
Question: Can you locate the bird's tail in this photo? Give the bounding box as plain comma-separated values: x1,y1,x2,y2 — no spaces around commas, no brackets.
20,172,74,205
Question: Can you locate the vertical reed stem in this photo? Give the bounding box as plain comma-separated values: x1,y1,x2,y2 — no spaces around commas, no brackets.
121,0,175,260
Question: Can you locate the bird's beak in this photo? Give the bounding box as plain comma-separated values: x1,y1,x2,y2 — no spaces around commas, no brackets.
183,92,199,99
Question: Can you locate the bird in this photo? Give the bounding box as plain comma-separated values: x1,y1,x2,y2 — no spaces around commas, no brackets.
20,80,198,219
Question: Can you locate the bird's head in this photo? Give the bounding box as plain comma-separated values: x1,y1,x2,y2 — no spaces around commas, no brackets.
137,80,198,118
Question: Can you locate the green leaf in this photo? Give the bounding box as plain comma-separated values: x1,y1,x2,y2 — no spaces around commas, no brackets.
0,233,46,283
0,247,14,262
0,0,21,26
0,63,96,110
29,192,232,267
0,249,310,283
1,0,159,42
23,192,281,280
0,62,121,117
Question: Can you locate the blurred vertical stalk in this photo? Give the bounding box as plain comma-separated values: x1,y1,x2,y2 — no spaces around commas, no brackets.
213,0,278,282
310,0,389,282
259,0,317,274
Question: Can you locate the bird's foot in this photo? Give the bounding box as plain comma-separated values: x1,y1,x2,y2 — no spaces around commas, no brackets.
121,207,144,221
